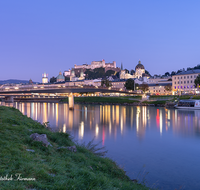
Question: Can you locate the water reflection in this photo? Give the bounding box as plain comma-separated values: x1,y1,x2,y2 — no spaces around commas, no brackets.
1,101,200,189
2,101,200,140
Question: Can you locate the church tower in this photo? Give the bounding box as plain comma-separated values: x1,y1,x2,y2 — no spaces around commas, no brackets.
42,72,48,83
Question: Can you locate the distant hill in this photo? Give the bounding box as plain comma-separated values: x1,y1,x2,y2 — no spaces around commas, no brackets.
0,79,38,84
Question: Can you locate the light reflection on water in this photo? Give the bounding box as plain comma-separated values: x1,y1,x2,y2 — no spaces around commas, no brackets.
1,101,200,189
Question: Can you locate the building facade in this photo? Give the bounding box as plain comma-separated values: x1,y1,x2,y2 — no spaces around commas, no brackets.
148,83,172,95
172,70,200,95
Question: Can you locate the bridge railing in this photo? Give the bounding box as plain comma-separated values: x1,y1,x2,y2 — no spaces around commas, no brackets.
0,84,126,92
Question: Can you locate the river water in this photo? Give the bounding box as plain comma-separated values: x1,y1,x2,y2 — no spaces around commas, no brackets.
2,101,200,190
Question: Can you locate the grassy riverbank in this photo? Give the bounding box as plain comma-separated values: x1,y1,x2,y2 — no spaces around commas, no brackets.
0,106,147,190
61,96,141,104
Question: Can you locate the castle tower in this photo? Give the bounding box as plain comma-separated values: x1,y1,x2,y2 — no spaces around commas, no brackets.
70,68,76,81
102,59,105,67
80,69,84,77
42,72,48,83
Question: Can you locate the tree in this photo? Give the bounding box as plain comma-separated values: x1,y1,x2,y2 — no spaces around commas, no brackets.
139,83,149,93
50,77,56,83
101,79,112,87
124,79,135,90
65,76,70,81
171,71,176,76
177,69,182,74
130,69,135,75
164,72,170,76
164,84,172,91
145,70,151,76
124,69,129,74
194,74,200,88
105,70,115,76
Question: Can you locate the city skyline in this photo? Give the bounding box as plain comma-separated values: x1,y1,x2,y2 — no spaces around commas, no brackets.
0,0,200,82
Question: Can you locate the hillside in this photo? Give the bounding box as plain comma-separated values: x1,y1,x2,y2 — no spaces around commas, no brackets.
0,79,38,84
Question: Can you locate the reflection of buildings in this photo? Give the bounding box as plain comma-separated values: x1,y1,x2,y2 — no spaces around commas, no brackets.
11,102,200,143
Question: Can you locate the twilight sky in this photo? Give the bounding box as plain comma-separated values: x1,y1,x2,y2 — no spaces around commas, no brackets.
0,0,200,82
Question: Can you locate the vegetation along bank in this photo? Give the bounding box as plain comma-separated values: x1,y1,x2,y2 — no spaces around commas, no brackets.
61,95,200,107
0,106,148,190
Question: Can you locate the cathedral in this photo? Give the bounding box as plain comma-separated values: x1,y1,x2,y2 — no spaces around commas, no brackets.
120,60,148,79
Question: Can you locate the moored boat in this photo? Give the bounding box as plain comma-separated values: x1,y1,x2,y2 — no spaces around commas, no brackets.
174,99,200,109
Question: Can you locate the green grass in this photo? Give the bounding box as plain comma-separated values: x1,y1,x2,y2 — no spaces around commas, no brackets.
150,95,173,98
61,96,141,104
178,95,200,100
0,106,147,190
143,100,167,105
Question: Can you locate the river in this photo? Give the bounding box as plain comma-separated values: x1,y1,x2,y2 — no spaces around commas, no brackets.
1,101,200,190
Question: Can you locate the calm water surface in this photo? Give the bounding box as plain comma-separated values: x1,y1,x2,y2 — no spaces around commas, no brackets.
2,102,200,190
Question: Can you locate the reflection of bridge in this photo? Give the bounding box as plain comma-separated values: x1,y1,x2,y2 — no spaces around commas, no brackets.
0,85,136,109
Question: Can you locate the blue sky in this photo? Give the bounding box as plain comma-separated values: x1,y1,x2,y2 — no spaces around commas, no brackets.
0,0,200,82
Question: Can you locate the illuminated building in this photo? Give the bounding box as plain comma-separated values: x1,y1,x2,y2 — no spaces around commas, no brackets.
120,60,149,79
42,72,48,83
172,70,200,95
74,59,116,70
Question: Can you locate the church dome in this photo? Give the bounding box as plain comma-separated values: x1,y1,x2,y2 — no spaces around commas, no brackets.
57,71,65,80
135,60,145,70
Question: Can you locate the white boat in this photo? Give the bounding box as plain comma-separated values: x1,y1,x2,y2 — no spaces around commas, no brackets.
174,99,200,109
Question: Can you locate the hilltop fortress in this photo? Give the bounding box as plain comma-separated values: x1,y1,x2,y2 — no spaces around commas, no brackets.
74,59,116,70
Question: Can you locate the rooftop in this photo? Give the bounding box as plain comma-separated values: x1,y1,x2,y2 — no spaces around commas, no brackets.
175,69,200,75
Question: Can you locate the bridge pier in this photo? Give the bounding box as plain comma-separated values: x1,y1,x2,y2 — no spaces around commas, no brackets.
5,96,14,103
69,93,74,110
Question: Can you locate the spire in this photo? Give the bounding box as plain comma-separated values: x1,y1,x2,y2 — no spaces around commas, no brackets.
121,62,123,70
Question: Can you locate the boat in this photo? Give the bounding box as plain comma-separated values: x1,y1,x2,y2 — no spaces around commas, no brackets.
174,99,200,109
